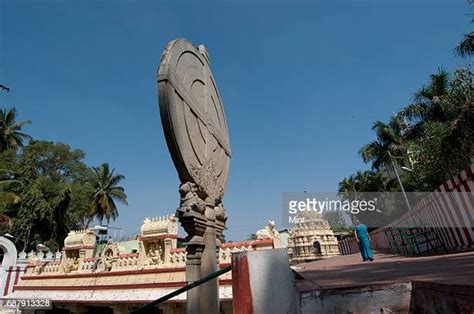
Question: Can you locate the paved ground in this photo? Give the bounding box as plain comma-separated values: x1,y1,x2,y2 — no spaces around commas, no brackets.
294,251,474,292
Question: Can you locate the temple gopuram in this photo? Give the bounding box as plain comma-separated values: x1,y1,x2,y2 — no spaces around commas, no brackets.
5,215,277,313
287,213,340,264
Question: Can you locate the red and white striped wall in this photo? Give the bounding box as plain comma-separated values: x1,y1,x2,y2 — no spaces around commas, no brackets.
1,265,27,297
339,164,474,255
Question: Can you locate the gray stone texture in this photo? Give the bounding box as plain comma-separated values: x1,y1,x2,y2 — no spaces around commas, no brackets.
158,38,231,314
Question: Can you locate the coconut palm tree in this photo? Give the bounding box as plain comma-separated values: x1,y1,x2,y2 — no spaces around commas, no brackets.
338,170,398,225
456,0,474,58
359,116,407,172
87,163,128,226
338,176,358,195
456,32,474,58
0,108,32,152
398,69,450,138
339,170,396,195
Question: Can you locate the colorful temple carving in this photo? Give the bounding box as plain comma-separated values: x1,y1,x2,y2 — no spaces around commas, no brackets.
6,215,278,313
287,213,340,264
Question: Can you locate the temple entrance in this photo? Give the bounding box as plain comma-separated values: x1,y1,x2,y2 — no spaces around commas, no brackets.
313,241,321,254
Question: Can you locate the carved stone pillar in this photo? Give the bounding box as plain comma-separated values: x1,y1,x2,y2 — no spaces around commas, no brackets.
159,39,231,314
197,202,218,313
176,182,209,313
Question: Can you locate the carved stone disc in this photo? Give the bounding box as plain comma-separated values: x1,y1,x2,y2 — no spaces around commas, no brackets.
158,39,231,202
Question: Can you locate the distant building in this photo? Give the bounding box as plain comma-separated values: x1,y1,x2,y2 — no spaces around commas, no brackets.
287,213,340,264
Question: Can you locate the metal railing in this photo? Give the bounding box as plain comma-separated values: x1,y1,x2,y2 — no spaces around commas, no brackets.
131,265,231,314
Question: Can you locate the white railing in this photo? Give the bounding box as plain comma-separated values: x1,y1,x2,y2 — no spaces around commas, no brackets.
115,254,140,270
18,250,62,264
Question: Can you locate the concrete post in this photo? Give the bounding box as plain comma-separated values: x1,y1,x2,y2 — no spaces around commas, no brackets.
232,249,298,314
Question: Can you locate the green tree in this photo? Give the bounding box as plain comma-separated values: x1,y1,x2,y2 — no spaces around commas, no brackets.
359,116,407,172
0,108,32,152
408,122,451,190
405,68,474,189
87,163,128,226
440,67,474,176
338,170,398,194
5,141,94,251
399,69,451,139
338,170,401,226
456,0,474,58
456,32,474,58
0,168,21,207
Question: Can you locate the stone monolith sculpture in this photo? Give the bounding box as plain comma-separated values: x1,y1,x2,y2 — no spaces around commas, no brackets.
158,39,231,314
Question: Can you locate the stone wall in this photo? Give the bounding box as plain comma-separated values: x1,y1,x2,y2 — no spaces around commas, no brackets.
299,282,412,314
410,281,474,313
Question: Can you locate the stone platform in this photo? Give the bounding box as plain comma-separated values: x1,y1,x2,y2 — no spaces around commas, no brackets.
295,251,474,290
294,251,474,313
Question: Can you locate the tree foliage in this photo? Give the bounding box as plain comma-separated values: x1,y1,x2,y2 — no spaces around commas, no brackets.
1,141,95,251
456,1,474,58
358,116,407,171
0,102,129,253
87,163,128,226
0,108,32,152
0,102,131,252
340,4,474,224
349,66,473,196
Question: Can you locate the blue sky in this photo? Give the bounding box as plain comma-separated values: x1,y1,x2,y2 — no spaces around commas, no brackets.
0,0,471,241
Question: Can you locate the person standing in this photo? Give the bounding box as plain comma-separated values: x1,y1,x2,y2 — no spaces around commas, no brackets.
353,220,374,262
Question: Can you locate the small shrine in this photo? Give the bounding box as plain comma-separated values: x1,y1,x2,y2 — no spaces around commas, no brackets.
287,213,340,264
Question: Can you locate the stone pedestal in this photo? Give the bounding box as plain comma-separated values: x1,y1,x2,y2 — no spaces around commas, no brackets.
185,243,204,313
200,222,219,313
182,221,220,314
176,184,223,314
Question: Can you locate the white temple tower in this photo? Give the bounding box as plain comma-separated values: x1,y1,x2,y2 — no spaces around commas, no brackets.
287,213,340,264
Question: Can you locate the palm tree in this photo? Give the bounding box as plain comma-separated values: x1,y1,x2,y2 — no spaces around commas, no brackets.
359,116,406,171
338,170,397,225
0,108,32,152
338,176,358,195
456,0,474,58
398,69,450,138
338,170,396,194
87,163,128,226
456,32,474,58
